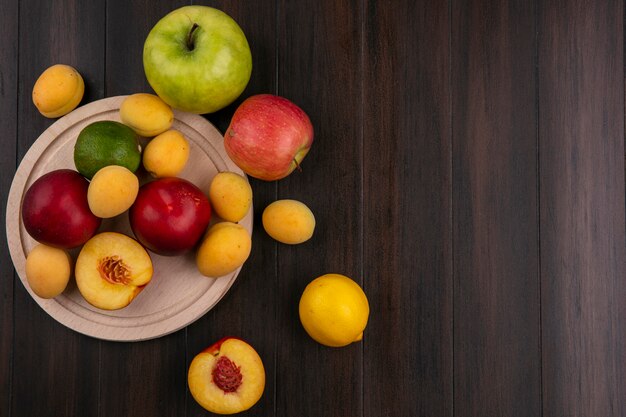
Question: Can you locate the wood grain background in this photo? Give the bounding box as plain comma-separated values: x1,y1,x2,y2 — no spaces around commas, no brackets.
1,1,624,416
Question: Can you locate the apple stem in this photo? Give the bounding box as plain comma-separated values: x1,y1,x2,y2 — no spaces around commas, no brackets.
187,23,199,51
293,158,303,172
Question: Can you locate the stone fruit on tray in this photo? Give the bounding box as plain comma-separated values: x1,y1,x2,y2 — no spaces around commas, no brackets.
88,165,139,218
32,64,84,118
129,177,211,256
119,93,174,137
224,94,314,181
25,244,72,299
21,169,101,249
208,172,252,222
142,130,189,178
299,273,370,347
75,232,153,310
188,337,265,414
74,120,142,179
196,222,251,278
143,5,252,114
262,199,315,244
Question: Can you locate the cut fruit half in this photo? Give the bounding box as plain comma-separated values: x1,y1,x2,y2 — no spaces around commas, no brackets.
75,232,153,310
188,337,265,414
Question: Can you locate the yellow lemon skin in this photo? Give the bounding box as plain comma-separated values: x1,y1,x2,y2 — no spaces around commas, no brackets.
120,93,174,137
299,273,369,347
32,64,84,118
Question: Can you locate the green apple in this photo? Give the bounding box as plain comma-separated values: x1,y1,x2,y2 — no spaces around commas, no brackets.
143,6,252,114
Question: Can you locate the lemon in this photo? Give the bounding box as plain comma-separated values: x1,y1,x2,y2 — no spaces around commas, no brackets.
298,273,369,347
74,121,141,179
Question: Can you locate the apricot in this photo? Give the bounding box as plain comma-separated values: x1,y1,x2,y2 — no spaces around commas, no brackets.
208,172,252,222
262,199,315,244
142,130,189,178
120,93,173,137
32,64,84,118
75,232,153,310
25,244,72,298
88,165,139,218
196,222,252,278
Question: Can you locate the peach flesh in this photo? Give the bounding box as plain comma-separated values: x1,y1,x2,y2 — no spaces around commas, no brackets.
75,232,153,310
188,337,265,414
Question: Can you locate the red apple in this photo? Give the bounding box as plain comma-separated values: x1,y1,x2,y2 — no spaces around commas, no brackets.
188,337,265,414
21,169,101,249
129,177,211,256
224,94,314,181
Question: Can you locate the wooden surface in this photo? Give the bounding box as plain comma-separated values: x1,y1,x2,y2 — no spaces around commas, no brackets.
1,1,624,416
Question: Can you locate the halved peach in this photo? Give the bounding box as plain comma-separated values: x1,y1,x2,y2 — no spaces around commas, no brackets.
188,337,265,415
75,232,153,310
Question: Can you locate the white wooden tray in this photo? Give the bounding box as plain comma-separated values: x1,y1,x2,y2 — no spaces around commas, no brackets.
6,96,252,342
